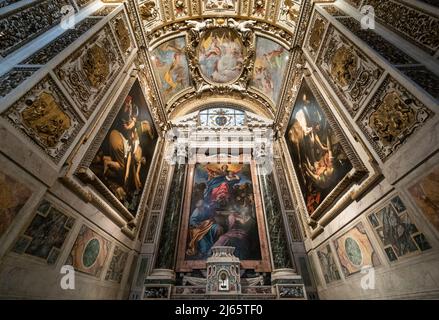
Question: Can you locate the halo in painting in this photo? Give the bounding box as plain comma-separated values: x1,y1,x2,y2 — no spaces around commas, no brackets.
198,28,244,84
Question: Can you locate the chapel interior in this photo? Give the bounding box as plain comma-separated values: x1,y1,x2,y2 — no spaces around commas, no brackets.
0,0,438,300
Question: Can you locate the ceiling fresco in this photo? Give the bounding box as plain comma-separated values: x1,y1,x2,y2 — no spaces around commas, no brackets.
128,0,316,120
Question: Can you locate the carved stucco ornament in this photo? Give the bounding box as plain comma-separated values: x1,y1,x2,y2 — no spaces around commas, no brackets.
81,44,110,89
21,91,72,148
114,17,132,54
185,18,256,94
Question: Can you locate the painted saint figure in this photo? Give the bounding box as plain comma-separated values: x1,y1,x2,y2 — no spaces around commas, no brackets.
185,163,262,262
186,200,223,258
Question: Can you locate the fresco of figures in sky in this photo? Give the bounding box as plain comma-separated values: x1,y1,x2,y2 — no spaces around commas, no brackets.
185,163,261,261
151,37,191,103
285,80,353,215
250,37,289,105
198,29,244,84
90,80,158,215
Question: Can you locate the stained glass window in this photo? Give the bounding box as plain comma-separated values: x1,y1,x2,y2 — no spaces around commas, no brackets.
198,108,246,127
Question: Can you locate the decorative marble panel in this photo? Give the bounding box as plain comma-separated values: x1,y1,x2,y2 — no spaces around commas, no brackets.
55,26,123,118
336,17,417,65
274,158,294,211
152,163,169,210
0,0,73,57
316,244,341,284
105,245,128,283
408,166,439,233
2,77,84,163
363,0,439,55
66,225,111,277
22,18,101,65
0,68,37,98
135,256,149,287
367,196,432,262
357,76,434,161
0,170,32,238
12,199,75,264
260,171,292,269
144,213,159,243
317,26,383,116
334,222,380,278
305,12,328,60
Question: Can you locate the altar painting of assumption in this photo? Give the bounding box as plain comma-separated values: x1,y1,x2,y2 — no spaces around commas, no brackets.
185,163,261,261
151,37,191,103
285,81,353,215
198,29,244,83
90,81,158,215
250,37,289,104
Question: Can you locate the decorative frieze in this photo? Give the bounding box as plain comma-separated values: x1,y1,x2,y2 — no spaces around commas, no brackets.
0,0,74,57
2,77,84,163
336,17,417,65
55,26,123,118
357,76,434,161
304,12,328,60
111,12,135,57
144,212,160,243
278,0,302,31
398,66,439,101
363,0,439,55
0,68,37,98
317,26,383,116
152,163,170,210
22,18,101,65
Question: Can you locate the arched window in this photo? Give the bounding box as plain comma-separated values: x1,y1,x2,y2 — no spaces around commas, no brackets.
198,107,246,127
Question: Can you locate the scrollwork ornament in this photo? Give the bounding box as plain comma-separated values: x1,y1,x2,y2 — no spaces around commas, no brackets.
185,18,256,94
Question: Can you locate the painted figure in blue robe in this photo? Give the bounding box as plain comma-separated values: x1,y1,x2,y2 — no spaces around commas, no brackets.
186,200,223,258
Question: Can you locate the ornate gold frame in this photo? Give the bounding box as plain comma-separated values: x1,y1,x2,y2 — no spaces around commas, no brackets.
73,75,160,226
176,155,272,272
284,76,368,222
185,18,256,94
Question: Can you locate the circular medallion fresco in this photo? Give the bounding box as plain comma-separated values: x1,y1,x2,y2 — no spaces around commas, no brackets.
82,238,100,268
198,28,244,84
345,237,362,266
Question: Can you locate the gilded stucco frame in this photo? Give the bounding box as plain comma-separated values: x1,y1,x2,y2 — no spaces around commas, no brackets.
72,75,161,228
176,154,272,272
283,76,368,223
